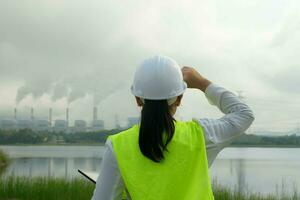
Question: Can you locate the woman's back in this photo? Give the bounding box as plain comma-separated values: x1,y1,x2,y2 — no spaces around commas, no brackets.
91,55,254,200
108,120,214,200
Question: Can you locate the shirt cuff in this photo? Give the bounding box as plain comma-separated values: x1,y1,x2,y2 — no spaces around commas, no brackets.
204,83,227,109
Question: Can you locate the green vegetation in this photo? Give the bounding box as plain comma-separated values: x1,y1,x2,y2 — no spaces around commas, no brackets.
0,176,94,200
0,129,47,144
0,150,10,176
0,128,119,145
1,128,300,147
212,179,299,200
232,134,300,147
0,176,298,200
63,131,114,144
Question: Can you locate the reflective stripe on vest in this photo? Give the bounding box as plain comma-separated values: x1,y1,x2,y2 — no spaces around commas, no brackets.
108,120,214,200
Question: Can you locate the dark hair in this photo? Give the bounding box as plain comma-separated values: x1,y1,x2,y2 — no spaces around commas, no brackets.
139,99,176,162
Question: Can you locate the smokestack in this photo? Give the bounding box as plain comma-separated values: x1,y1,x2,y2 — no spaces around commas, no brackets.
93,106,98,121
66,107,69,127
14,108,17,120
49,108,52,127
30,107,34,121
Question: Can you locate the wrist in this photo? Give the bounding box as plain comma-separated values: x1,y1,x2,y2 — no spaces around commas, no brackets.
196,78,212,92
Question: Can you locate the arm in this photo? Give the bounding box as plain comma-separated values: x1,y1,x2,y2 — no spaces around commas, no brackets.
196,83,255,146
182,66,255,147
91,140,124,200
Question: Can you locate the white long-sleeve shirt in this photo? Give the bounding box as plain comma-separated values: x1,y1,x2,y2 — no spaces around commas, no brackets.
91,83,255,200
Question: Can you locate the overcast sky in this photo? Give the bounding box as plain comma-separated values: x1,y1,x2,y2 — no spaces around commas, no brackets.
0,0,299,133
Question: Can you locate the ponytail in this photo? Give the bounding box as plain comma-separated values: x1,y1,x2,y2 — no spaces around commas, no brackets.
138,99,175,162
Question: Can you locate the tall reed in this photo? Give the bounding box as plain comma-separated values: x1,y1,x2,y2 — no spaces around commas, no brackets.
0,149,10,176
0,176,298,200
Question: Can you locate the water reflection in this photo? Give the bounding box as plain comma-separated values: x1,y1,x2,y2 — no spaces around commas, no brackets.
236,159,246,193
6,157,102,178
1,146,300,195
210,158,300,195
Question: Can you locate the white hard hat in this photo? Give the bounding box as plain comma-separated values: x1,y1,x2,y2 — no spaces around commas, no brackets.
131,54,187,103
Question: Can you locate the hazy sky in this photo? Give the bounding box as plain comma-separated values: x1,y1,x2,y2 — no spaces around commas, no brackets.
0,0,299,133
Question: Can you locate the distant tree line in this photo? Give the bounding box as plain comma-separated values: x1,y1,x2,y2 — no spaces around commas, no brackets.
0,129,300,147
62,130,118,144
0,129,46,144
0,128,121,145
231,134,300,147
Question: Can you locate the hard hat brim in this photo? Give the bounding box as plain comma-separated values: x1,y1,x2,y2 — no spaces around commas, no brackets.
131,81,187,100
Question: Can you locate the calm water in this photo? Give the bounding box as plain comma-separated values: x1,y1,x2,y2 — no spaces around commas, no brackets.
1,146,300,195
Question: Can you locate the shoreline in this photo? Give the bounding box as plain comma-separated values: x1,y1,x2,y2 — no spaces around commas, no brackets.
1,143,300,148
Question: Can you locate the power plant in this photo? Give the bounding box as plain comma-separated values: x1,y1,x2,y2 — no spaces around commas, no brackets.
0,107,142,133
0,107,105,133
91,106,105,132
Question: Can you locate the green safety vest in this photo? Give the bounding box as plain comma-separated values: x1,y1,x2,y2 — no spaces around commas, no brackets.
108,120,214,200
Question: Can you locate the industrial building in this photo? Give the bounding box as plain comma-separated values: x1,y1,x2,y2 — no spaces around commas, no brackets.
0,119,17,130
0,106,105,133
34,120,50,131
90,106,104,131
53,120,68,132
91,120,104,131
17,119,33,130
127,117,140,128
74,120,87,132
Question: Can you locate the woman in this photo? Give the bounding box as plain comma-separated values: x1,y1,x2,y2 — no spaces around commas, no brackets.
91,55,254,200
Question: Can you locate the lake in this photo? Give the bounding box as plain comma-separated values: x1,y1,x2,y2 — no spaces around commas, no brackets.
1,146,300,195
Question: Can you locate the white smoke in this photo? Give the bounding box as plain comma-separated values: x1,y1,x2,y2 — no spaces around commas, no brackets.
1,0,300,130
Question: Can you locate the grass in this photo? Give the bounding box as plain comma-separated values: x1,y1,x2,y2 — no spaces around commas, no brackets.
0,176,95,200
212,179,299,200
0,176,299,200
0,150,10,176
